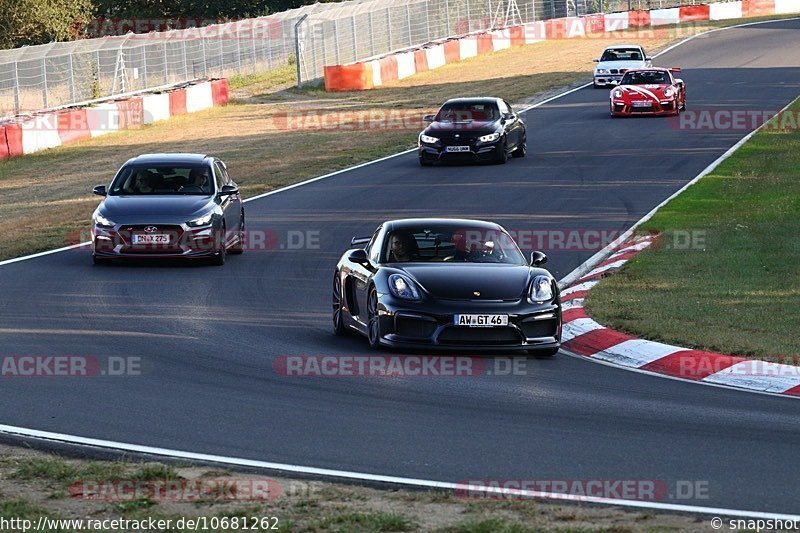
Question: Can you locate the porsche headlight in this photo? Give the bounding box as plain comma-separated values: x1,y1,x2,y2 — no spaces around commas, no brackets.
419,134,439,144
186,213,213,227
612,88,623,99
388,274,420,300
529,275,554,303
478,132,501,143
595,68,609,74
663,87,675,98
93,213,115,228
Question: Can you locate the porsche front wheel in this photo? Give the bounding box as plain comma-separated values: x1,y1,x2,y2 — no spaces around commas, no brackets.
367,287,382,349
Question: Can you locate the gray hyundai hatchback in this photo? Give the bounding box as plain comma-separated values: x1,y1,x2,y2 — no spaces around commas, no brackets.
90,153,245,265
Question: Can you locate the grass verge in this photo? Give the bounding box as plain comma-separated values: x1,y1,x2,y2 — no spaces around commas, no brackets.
0,15,796,262
0,444,716,531
585,97,800,362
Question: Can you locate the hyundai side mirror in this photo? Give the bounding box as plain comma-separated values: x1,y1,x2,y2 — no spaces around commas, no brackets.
218,184,239,196
93,185,107,196
423,114,436,123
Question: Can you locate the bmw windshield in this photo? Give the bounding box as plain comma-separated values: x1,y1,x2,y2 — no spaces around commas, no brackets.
109,165,214,196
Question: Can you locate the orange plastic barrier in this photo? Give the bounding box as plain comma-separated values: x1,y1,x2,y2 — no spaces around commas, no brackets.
414,49,429,73
379,56,399,84
211,79,230,105
443,40,460,63
509,25,526,46
628,10,651,27
0,126,8,160
477,33,493,55
117,97,144,130
169,89,187,116
4,123,23,158
743,0,775,16
679,4,711,21
324,63,372,91
57,109,91,144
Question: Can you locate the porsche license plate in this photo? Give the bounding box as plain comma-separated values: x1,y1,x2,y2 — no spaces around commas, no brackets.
454,314,508,327
632,100,652,107
132,234,171,245
445,146,470,152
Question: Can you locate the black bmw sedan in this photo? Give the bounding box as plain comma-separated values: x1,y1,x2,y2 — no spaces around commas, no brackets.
90,153,245,265
418,97,526,166
333,218,561,355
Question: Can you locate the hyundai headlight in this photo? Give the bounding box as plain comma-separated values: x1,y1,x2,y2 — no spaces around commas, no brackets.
419,134,439,144
478,132,501,143
529,275,554,303
388,274,421,300
93,213,115,228
186,213,213,227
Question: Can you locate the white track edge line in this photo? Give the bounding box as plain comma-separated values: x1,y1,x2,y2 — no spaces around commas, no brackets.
1,422,798,519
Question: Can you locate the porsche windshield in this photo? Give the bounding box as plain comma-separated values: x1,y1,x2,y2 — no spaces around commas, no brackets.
600,48,644,61
435,102,499,122
108,165,214,196
384,227,526,264
620,70,670,85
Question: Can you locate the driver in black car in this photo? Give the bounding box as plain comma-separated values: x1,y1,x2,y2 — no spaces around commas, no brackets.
389,232,418,262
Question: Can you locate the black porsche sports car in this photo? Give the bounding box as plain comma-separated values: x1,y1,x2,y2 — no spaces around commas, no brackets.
418,97,526,166
90,153,245,265
333,219,561,355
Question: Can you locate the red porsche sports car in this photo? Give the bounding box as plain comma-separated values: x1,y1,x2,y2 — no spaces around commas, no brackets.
609,67,686,117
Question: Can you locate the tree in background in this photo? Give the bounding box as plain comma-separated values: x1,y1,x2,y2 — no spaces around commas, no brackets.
0,0,93,48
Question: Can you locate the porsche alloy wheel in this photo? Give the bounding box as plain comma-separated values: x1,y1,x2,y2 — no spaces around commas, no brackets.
367,287,382,349
333,272,346,336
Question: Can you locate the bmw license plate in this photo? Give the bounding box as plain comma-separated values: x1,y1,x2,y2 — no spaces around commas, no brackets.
632,100,652,107
445,146,470,152
454,314,509,327
132,234,171,244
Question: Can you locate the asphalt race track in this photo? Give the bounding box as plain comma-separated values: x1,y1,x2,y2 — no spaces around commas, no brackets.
2,19,800,515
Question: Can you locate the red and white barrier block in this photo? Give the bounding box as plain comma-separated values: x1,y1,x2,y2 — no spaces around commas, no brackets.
0,79,230,160
324,0,800,91
560,235,800,397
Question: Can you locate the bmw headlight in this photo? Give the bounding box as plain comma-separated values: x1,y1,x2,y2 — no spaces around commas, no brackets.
93,213,115,228
663,87,675,98
388,274,421,300
478,132,501,143
612,88,623,99
186,213,213,227
596,68,609,74
529,275,554,303
419,134,439,144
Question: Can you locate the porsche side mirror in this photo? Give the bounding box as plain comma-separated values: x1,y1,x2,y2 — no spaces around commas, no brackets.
93,185,107,196
348,248,370,266
423,114,435,123
530,251,547,266
674,78,684,86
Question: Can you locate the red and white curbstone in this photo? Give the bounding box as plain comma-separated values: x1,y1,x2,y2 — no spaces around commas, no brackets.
560,235,800,397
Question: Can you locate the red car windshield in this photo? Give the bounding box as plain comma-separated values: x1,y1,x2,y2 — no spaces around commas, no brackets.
621,71,670,85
